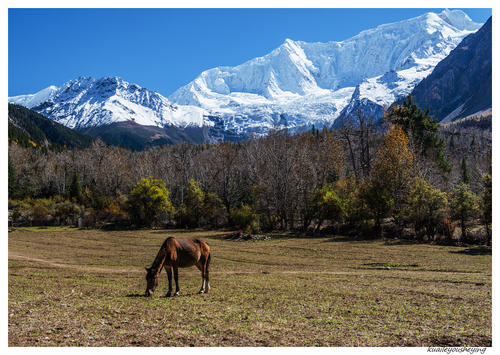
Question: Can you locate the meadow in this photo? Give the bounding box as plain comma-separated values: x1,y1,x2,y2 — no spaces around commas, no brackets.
8,227,491,346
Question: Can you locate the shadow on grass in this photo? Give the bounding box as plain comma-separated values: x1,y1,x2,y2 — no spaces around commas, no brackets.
450,247,491,255
321,235,381,243
383,238,428,246
126,292,200,299
149,229,229,235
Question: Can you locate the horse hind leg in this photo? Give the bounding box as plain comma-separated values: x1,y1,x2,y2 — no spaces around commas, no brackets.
173,266,180,296
204,253,211,293
196,262,206,294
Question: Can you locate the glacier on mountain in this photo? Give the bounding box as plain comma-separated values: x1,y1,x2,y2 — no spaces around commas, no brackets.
170,9,481,131
9,9,481,136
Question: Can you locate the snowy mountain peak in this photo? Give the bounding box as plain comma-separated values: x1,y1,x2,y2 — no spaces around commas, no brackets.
438,9,479,31
169,10,481,133
9,76,211,129
9,85,59,109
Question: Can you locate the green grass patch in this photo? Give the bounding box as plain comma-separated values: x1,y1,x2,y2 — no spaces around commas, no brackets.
8,229,491,346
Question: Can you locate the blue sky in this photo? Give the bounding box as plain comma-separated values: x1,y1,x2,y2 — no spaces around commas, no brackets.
8,8,492,97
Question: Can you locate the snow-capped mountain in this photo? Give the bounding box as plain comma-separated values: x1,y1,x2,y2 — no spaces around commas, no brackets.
9,76,211,130
9,85,59,109
9,9,483,140
170,9,481,131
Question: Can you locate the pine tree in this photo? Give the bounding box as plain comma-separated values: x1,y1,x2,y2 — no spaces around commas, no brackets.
386,95,451,174
450,183,479,241
182,179,205,227
460,156,470,184
8,155,18,199
68,171,82,202
449,135,455,150
481,174,492,244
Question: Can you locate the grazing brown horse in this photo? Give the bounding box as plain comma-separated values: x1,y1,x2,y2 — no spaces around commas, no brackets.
145,237,211,297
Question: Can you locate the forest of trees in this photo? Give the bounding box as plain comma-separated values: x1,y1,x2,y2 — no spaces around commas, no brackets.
8,97,492,245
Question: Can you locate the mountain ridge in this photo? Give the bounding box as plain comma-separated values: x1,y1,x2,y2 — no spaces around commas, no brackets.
11,76,212,130
9,9,484,140
169,9,481,131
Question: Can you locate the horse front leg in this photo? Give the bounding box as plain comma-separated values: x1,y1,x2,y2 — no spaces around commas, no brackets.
173,266,180,296
165,266,173,297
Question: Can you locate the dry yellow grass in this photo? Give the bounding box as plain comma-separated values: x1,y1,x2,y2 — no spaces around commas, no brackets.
8,227,491,346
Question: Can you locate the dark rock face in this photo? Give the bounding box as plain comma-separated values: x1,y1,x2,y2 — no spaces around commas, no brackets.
410,17,491,122
332,87,387,129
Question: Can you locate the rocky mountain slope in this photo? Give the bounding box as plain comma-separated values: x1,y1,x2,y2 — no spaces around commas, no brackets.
410,17,491,122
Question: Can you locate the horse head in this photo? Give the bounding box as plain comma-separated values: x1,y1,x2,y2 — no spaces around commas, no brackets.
145,266,159,297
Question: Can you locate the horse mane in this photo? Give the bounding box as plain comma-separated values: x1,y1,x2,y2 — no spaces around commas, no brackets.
149,237,175,272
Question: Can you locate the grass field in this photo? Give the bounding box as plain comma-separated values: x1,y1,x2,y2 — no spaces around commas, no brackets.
8,227,491,347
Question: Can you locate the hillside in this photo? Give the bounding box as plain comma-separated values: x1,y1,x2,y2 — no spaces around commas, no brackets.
410,17,492,122
79,121,212,151
8,104,93,150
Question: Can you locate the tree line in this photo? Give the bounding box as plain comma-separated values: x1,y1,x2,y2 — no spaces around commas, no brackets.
8,97,492,244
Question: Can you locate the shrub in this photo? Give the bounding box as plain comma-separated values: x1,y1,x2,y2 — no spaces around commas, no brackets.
202,192,226,227
360,183,394,236
229,204,260,234
31,203,50,225
30,198,57,225
175,204,190,228
439,217,457,241
10,199,33,226
97,201,129,226
126,178,174,227
310,185,346,232
334,177,368,227
9,198,86,227
54,201,83,226
177,183,226,228
406,177,448,240
450,183,479,242
177,179,205,228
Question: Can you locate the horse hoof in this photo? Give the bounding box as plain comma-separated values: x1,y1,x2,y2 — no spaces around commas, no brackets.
165,292,172,298
198,290,205,294
174,291,180,297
